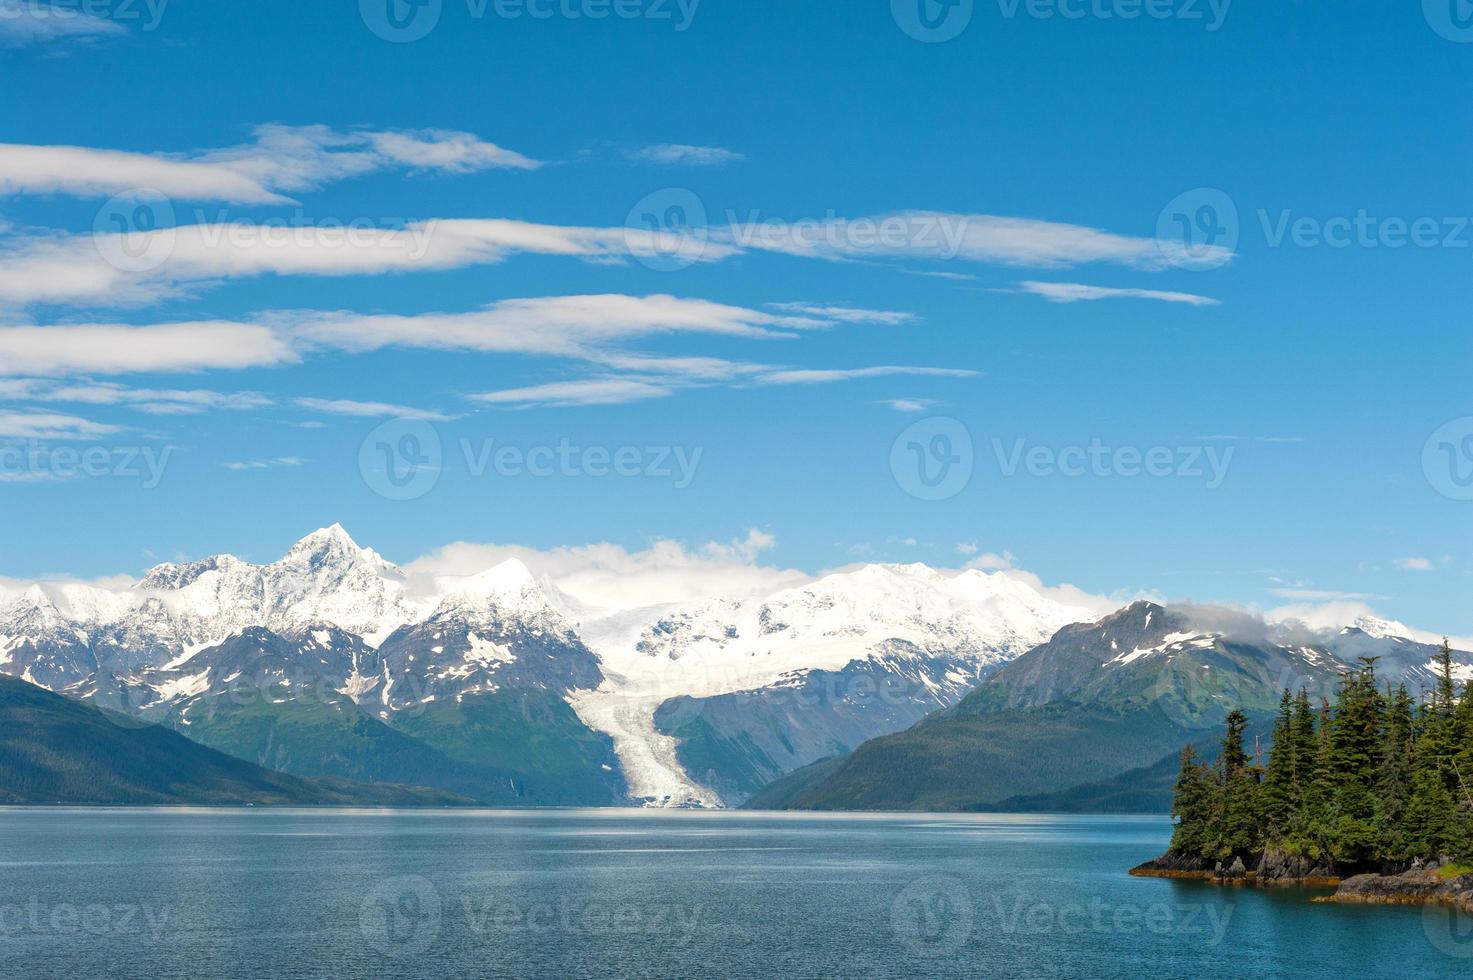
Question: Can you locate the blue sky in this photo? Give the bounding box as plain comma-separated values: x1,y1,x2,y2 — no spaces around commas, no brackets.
0,0,1469,633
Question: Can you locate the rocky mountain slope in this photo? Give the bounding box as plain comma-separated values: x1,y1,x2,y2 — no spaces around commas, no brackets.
768,601,1473,811
3,529,1465,808
0,673,469,806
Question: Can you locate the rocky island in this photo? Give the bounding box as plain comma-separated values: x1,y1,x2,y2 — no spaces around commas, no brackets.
1132,643,1473,915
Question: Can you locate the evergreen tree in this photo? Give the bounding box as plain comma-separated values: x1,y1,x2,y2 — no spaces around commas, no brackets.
1168,744,1215,858
1375,684,1416,861
1217,709,1262,858
1324,660,1383,863
1164,655,1470,871
1260,691,1298,837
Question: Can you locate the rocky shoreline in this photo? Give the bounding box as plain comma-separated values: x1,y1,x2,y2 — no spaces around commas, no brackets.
1131,850,1473,912
1315,866,1473,914
1130,848,1339,887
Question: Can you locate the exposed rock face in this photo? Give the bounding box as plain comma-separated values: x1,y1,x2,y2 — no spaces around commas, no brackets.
1255,848,1338,884
1129,852,1215,878
1131,848,1338,886
1319,867,1473,913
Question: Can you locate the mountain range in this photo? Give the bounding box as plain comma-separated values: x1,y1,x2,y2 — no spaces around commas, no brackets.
751,601,1472,811
1,526,1466,809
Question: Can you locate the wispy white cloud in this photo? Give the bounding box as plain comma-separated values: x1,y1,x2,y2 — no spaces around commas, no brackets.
0,204,1227,312
765,302,917,325
0,321,295,376
0,125,539,204
0,378,271,413
627,143,744,166
1269,587,1384,601
292,293,816,358
293,397,453,422
0,219,731,308
222,456,307,471
471,364,976,409
0,295,902,380
0,0,125,46
0,146,290,205
403,529,801,616
876,398,937,413
755,366,976,385
963,550,1017,571
732,211,1233,271
1394,557,1434,572
0,295,975,413
0,410,121,439
1017,281,1220,306
470,378,673,408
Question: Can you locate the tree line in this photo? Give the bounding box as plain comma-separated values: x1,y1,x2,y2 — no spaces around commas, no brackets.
1169,640,1473,869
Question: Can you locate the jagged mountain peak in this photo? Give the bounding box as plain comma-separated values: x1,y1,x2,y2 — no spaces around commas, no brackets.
429,559,570,633
447,557,538,597
1347,614,1414,642
280,524,393,572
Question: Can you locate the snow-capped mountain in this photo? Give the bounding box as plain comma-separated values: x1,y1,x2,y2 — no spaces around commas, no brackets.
0,524,423,682
374,558,605,713
78,622,385,722
571,562,1101,805
5,525,1465,808
0,586,97,689
133,523,422,650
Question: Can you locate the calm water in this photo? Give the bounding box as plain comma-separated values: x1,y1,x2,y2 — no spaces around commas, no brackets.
0,808,1468,978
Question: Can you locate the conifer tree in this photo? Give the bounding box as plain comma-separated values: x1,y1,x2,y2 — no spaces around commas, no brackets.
1261,691,1298,837
1375,684,1416,861
1168,744,1215,858
1217,709,1261,858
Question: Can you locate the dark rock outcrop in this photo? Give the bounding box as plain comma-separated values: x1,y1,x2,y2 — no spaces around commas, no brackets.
1254,848,1338,885
1317,867,1473,913
1132,848,1339,886
1130,852,1215,879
